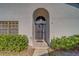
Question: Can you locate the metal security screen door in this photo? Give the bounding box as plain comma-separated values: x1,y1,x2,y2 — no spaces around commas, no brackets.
35,18,46,41
33,8,49,45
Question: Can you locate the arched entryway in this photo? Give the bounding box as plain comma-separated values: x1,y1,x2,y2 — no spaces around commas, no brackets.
33,8,49,46
35,16,46,42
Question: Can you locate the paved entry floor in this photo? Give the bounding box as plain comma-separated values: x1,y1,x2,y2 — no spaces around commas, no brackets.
33,41,49,56
33,49,48,56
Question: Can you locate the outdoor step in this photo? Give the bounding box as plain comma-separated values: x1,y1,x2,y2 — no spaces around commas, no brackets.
34,46,49,49
33,49,49,56
33,41,49,56
34,41,49,49
33,41,48,47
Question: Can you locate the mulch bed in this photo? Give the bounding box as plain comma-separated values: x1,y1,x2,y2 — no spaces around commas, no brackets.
0,46,35,56
48,48,79,56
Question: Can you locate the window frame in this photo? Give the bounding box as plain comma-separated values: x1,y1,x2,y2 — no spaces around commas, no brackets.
0,21,18,35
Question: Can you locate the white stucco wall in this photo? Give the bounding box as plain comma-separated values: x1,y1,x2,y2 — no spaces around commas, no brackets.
49,4,79,40
0,4,79,46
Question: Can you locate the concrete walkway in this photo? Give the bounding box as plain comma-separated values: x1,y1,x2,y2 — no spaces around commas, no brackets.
33,49,48,56
33,41,49,56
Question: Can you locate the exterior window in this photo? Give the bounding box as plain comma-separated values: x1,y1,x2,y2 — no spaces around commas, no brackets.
0,21,18,34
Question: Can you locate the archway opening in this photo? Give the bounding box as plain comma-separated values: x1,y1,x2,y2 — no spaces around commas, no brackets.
36,16,46,21
35,16,46,42
33,8,50,46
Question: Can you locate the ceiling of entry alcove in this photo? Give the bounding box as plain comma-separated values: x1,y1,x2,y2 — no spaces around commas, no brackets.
33,8,49,20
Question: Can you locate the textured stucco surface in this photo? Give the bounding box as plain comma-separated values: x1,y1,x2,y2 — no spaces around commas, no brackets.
0,4,79,46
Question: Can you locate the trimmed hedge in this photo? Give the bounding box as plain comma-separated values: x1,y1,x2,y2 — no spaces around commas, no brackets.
0,35,28,52
51,34,79,50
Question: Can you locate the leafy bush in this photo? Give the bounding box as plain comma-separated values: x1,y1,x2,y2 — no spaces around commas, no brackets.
0,34,28,52
50,34,79,50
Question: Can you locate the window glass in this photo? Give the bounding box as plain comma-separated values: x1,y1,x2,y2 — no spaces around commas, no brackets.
0,21,18,34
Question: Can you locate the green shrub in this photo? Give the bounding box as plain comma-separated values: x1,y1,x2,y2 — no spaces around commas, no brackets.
0,34,28,52
50,34,79,50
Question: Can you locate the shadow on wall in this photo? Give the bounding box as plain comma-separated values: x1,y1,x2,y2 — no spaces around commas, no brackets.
66,3,79,9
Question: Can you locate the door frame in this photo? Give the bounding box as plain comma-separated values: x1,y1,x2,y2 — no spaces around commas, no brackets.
32,8,50,45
